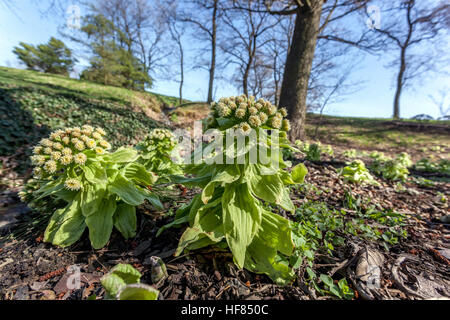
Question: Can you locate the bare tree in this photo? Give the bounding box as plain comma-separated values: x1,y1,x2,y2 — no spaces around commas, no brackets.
220,0,279,96
179,0,221,103
429,88,450,119
370,0,450,119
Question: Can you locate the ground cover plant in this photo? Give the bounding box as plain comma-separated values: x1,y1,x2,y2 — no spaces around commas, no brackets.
158,95,308,285
26,125,162,249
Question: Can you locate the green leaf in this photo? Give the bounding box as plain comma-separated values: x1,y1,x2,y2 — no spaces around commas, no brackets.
85,196,117,249
124,163,158,186
222,183,262,268
113,203,137,239
247,165,295,212
44,193,86,247
35,178,64,200
83,162,107,184
80,183,106,217
202,165,240,204
176,198,224,256
138,187,164,210
291,163,308,184
320,274,335,287
117,284,159,300
108,174,145,206
100,263,141,297
107,147,138,163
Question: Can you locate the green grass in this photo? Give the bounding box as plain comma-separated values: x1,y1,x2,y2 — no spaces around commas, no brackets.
306,113,450,159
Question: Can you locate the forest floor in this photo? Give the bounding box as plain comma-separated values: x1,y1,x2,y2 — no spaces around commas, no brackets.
0,67,449,300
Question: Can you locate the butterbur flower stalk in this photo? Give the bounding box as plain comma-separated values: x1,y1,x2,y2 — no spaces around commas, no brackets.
161,95,308,286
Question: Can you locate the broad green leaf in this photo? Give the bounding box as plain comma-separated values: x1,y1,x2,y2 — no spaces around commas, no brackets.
80,184,106,217
85,196,117,249
201,165,240,204
176,198,224,256
117,284,159,300
45,193,86,247
101,263,142,297
114,203,137,239
108,174,145,206
101,273,126,298
124,163,158,186
108,147,138,163
222,183,261,268
247,165,295,212
291,163,308,184
137,187,164,210
109,263,141,284
35,178,64,200
83,162,107,184
244,235,295,286
257,209,294,256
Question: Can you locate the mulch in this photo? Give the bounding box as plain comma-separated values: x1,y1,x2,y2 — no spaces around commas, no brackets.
0,156,449,300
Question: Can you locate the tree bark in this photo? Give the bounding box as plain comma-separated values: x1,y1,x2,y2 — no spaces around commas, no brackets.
393,47,406,119
207,0,218,103
279,1,324,141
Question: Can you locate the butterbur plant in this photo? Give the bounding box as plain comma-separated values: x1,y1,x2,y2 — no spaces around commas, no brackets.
28,125,163,249
340,160,379,185
136,128,182,179
370,152,411,181
159,95,308,285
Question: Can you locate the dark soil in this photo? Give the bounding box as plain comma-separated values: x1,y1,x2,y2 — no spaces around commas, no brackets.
1,161,448,300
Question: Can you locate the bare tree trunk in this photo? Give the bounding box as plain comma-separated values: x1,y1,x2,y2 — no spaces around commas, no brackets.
279,1,324,141
207,0,218,103
393,48,406,119
179,45,184,105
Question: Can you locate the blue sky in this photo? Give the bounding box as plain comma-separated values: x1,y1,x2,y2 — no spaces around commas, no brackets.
1,0,449,119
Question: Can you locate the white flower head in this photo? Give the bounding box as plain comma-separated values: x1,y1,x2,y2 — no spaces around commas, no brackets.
95,127,106,136
53,142,63,150
51,151,62,161
249,107,258,115
62,147,72,156
235,108,246,119
86,139,96,149
249,115,262,127
64,178,82,191
259,112,268,124
74,141,85,151
271,117,282,129
92,132,102,140
33,146,43,155
44,160,57,174
74,153,87,165
60,154,73,165
95,147,105,155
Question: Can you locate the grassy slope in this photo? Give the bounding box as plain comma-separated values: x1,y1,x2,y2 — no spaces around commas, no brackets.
0,67,182,175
